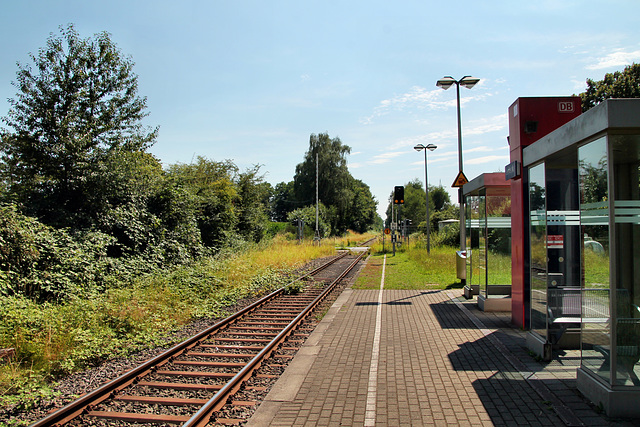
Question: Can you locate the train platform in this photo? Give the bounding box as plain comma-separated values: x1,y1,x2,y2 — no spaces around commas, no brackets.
245,255,635,427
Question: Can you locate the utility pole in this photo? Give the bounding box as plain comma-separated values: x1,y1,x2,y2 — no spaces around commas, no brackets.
314,153,320,243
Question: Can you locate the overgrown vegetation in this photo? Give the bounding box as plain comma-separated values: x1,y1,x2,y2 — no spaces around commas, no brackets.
354,237,464,290
0,238,335,413
334,230,378,249
0,23,395,420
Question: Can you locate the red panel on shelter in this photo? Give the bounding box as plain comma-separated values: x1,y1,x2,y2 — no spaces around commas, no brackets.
507,97,581,328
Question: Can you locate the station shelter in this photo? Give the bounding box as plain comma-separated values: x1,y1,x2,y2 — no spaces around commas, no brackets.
462,173,512,311
508,98,640,417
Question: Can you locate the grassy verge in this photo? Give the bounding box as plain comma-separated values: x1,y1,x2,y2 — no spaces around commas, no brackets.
354,243,464,290
333,230,379,249
0,235,339,414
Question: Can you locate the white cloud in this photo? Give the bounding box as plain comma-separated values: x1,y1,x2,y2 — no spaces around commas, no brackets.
361,84,495,126
360,86,450,125
384,114,506,153
368,151,406,165
370,157,391,165
465,146,497,153
466,155,509,165
465,114,508,137
586,49,640,70
387,131,456,151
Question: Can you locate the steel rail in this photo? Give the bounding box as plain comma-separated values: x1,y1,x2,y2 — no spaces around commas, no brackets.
184,251,365,427
29,252,349,427
357,237,377,246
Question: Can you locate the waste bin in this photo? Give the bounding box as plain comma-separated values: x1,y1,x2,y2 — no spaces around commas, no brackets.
456,250,467,280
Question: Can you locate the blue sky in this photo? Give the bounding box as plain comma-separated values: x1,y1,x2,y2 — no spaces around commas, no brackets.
2,1,640,219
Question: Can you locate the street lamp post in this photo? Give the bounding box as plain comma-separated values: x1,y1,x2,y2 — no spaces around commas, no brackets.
414,143,437,253
436,75,480,260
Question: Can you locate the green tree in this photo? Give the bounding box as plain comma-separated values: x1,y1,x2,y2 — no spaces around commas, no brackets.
164,157,238,250
270,181,296,222
91,150,168,258
235,165,272,243
346,179,378,233
294,133,351,208
580,63,640,112
430,185,451,212
0,24,157,228
293,132,378,234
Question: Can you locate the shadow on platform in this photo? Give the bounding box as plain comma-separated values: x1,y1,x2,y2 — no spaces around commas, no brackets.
354,290,441,307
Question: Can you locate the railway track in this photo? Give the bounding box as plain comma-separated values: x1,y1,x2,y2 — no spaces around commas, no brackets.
31,250,367,427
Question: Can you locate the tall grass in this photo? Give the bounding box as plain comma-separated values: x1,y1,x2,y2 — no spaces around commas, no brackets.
0,236,337,412
584,250,609,287
487,251,512,285
355,242,463,290
333,230,379,248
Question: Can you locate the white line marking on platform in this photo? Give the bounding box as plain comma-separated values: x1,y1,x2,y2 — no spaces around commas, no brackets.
364,254,385,427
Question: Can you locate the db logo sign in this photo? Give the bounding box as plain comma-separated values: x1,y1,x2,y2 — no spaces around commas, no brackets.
558,101,575,113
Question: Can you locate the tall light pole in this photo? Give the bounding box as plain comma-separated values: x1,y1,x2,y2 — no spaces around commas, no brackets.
414,143,437,253
314,153,320,243
436,75,480,258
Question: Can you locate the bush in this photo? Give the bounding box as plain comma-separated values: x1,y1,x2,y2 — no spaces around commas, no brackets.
286,205,331,238
265,222,288,238
0,204,115,302
0,232,340,410
430,222,460,248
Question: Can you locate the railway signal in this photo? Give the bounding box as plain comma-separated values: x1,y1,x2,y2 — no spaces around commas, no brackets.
393,186,404,204
292,218,304,241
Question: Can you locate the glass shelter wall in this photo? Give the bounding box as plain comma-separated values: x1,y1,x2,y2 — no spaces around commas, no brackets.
578,137,610,383
529,164,547,338
466,195,483,291
478,192,488,295
579,134,640,388
611,134,640,387
485,189,512,298
546,155,582,346
529,154,581,345
465,187,512,299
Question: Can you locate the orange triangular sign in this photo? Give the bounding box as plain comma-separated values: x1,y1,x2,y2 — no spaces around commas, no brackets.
451,171,469,187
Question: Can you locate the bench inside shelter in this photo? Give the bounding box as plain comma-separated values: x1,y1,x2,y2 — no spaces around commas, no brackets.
547,288,640,385
548,287,610,325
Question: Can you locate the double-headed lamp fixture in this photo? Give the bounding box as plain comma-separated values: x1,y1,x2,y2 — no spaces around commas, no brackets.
414,143,437,152
436,76,480,90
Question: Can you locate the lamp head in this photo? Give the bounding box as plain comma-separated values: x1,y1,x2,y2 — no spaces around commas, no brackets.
459,76,480,89
426,144,437,151
414,144,425,152
436,76,456,90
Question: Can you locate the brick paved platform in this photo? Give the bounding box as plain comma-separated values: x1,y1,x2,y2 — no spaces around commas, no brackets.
246,259,636,426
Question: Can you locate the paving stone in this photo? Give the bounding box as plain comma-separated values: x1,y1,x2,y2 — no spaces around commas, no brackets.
246,286,638,426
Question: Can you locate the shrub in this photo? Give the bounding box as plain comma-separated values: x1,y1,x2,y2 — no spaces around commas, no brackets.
430,222,460,248
0,204,115,302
